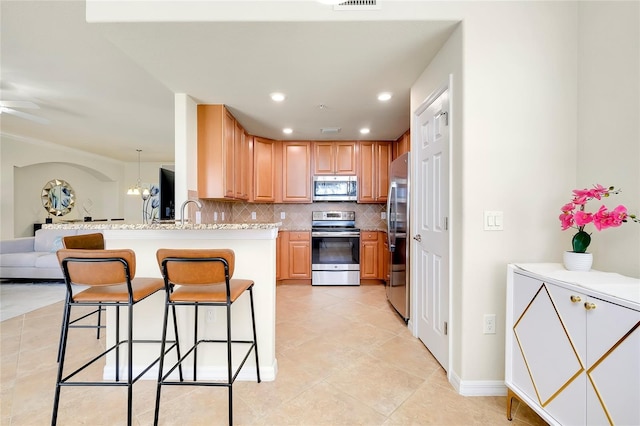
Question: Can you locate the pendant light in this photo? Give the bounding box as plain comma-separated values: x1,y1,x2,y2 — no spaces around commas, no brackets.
127,149,143,195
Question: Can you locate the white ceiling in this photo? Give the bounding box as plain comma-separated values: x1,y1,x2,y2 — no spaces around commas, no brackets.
1,1,457,162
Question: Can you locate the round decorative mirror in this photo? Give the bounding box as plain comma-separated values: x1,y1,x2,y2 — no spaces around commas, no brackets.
41,179,75,216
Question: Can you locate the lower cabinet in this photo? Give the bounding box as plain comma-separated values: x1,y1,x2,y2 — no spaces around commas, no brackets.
360,231,388,282
506,264,640,426
277,231,311,282
360,231,379,279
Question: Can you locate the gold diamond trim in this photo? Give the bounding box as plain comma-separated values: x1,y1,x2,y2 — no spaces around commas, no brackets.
513,283,585,407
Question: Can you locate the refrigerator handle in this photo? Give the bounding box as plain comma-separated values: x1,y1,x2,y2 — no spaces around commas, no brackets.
387,182,396,252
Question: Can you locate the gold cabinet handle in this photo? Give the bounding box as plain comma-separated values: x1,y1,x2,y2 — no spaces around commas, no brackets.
570,295,582,303
584,302,597,311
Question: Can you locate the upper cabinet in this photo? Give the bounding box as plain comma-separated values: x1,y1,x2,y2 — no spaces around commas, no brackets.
198,105,230,199
281,141,312,203
358,141,392,203
252,136,277,203
394,130,410,159
198,105,251,200
313,141,357,175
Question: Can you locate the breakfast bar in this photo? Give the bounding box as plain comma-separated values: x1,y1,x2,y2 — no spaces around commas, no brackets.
44,222,280,382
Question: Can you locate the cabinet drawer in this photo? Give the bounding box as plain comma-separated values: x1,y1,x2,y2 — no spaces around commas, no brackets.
360,231,378,241
289,231,310,241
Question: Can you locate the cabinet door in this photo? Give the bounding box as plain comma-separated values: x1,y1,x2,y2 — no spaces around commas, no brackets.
223,108,235,198
360,231,379,279
288,232,310,279
334,142,357,174
313,142,334,175
358,142,376,202
379,231,389,282
282,142,312,203
584,296,640,426
394,130,410,159
358,141,391,203
276,231,286,280
510,273,586,426
374,142,392,202
253,137,276,202
234,121,249,200
197,105,225,199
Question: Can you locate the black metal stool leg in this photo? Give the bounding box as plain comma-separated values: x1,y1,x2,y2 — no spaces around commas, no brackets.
227,302,233,426
249,286,261,383
154,300,171,426
127,304,133,426
52,299,72,426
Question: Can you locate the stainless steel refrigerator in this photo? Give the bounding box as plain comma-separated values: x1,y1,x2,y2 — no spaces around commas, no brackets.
386,152,410,322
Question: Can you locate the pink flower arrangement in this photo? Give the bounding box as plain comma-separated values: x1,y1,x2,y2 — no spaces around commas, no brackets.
559,184,638,253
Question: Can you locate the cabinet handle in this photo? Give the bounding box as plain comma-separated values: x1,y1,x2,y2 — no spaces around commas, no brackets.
584,302,597,311
570,295,582,303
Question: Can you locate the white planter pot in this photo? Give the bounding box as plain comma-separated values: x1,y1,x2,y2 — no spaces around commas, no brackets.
563,251,593,271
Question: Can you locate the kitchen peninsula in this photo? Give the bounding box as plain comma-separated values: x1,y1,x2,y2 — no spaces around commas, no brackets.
44,222,280,381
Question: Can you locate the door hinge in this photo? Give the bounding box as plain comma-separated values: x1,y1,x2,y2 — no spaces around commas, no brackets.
444,217,448,231
436,110,449,126
444,321,448,335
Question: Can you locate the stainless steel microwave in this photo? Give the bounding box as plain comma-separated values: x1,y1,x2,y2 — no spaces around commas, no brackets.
312,176,357,201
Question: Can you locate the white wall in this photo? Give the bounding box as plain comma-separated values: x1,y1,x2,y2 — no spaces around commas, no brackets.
0,134,170,238
577,1,640,277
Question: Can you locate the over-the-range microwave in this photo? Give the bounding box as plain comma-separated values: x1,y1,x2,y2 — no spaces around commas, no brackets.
312,175,357,201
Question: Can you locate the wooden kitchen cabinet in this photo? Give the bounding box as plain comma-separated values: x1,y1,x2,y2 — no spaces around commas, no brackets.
198,104,250,200
358,141,392,203
360,231,379,279
394,130,410,159
197,105,232,199
506,265,640,426
380,231,389,283
252,136,277,202
281,141,312,203
233,121,250,200
277,231,311,281
313,141,357,175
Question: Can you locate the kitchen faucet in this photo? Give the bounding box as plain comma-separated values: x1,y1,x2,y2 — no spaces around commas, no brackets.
179,199,203,225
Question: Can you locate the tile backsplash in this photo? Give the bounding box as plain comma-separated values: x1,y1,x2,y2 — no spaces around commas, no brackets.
196,196,386,231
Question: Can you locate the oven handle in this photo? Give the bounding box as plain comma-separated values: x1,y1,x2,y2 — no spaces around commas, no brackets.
311,232,360,237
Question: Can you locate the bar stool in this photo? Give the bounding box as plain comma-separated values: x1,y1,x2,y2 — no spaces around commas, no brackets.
154,248,261,426
53,248,181,426
56,233,106,362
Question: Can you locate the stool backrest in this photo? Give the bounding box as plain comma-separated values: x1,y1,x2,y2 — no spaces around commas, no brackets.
62,233,105,250
156,249,235,285
57,249,136,286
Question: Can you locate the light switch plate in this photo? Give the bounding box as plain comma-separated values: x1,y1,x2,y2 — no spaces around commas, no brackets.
280,212,286,219
484,211,504,231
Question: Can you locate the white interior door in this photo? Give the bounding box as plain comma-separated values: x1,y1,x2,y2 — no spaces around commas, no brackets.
413,86,450,370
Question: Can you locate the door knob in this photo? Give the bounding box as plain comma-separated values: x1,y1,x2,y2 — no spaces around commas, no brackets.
413,235,422,242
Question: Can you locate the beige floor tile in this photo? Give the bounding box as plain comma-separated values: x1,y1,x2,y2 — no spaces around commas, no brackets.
0,284,549,426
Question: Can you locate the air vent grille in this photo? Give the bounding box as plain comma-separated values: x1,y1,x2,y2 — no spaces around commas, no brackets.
334,1,380,11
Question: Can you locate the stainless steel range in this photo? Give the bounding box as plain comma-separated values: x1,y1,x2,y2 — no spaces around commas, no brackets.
311,211,360,286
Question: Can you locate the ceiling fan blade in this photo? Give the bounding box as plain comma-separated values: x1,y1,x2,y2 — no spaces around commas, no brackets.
0,107,49,124
0,100,39,109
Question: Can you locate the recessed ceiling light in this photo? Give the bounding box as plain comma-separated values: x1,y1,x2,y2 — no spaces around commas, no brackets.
377,92,392,101
283,128,293,134
360,128,370,134
270,92,286,102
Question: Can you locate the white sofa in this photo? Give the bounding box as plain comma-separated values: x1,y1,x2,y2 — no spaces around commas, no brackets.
0,229,101,280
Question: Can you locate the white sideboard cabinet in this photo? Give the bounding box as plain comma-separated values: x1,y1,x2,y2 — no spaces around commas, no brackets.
506,264,639,426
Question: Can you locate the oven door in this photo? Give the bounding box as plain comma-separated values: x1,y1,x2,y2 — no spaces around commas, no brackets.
311,233,360,285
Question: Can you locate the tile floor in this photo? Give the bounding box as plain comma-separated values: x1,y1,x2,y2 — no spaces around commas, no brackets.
1,283,547,425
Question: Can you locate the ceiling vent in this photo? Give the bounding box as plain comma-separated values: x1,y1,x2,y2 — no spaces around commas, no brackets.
333,1,381,11
321,127,342,134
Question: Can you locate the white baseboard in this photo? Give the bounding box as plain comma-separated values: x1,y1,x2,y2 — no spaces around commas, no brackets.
449,370,507,396
103,359,278,382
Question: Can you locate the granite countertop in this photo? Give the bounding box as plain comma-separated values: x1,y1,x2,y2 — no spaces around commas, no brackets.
42,222,282,231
